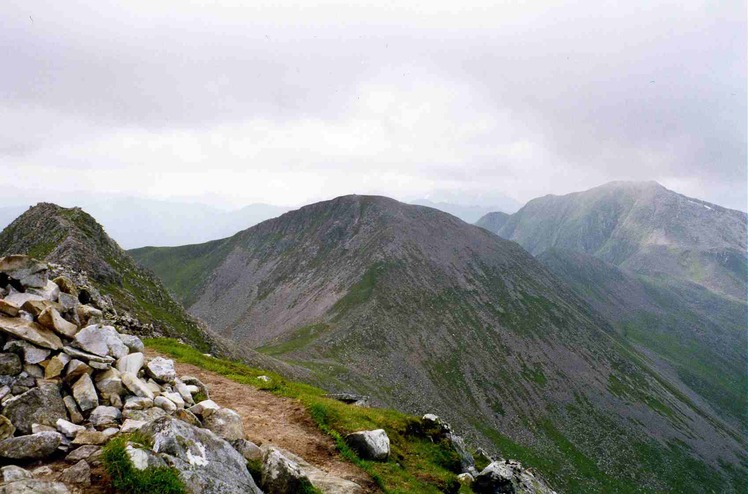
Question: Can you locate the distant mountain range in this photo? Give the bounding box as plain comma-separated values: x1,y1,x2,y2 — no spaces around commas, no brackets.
131,192,745,493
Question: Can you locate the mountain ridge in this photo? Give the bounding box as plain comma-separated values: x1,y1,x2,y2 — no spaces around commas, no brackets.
132,193,745,493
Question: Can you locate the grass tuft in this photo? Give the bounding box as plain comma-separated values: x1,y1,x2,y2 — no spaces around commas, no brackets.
102,434,185,494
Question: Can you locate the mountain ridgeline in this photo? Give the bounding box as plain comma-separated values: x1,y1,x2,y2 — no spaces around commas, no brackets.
132,194,745,493
477,182,748,430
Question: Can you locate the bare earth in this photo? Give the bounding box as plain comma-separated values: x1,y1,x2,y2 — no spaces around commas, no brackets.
146,349,379,493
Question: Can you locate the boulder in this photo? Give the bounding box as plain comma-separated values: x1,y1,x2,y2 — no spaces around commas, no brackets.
0,316,63,350
262,446,364,494
59,459,91,486
116,352,144,374
202,408,244,441
1,465,32,483
0,353,22,376
145,357,176,383
0,480,70,493
121,372,154,399
72,325,128,359
3,341,50,365
0,415,15,441
72,374,98,412
37,307,77,339
345,429,390,461
141,416,262,494
94,368,124,397
117,334,144,353
0,431,62,460
2,383,68,434
89,406,121,430
260,447,312,494
188,400,220,417
473,462,515,494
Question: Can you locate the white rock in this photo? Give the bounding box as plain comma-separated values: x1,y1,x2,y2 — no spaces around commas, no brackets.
73,325,128,359
89,406,121,430
163,392,185,409
344,429,390,461
154,396,177,413
124,396,153,410
117,334,144,353
121,372,154,400
120,419,146,433
145,357,176,383
189,399,220,417
56,419,85,438
72,374,98,412
116,352,144,374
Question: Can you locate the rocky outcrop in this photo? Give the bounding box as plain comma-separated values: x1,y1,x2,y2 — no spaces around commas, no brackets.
473,460,557,494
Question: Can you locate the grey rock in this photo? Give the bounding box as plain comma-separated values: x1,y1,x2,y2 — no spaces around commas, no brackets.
116,352,144,374
72,325,128,359
0,431,62,460
154,396,177,413
56,419,85,438
3,341,50,365
62,396,84,424
125,443,166,471
65,444,101,463
120,419,146,433
117,334,144,353
145,357,176,383
0,256,48,289
260,447,311,494
72,374,98,412
89,406,121,430
175,409,202,428
202,408,244,441
0,480,70,493
141,416,262,494
62,346,114,364
59,460,90,486
2,383,68,434
1,465,32,483
263,446,364,494
94,368,124,397
0,353,22,376
345,429,390,461
123,396,153,410
30,424,56,434
181,376,209,400
121,372,154,399
122,407,166,423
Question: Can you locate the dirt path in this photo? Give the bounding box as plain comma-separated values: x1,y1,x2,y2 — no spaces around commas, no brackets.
147,349,379,493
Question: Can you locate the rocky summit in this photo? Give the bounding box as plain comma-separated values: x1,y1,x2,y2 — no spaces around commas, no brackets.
132,194,745,493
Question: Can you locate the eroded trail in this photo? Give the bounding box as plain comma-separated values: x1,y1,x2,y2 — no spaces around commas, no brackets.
146,349,378,493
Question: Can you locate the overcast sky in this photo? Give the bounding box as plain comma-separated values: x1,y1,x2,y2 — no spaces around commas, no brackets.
1,1,745,211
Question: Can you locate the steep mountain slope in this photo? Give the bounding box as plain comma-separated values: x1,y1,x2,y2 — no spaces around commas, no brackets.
475,211,510,233
132,195,745,493
485,181,746,299
0,203,309,378
538,249,746,427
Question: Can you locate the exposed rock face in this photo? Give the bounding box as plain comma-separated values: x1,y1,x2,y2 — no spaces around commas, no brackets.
473,461,557,494
345,429,390,461
0,431,62,460
141,416,262,494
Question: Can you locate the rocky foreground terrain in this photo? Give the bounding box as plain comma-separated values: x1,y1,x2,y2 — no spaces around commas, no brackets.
0,254,554,493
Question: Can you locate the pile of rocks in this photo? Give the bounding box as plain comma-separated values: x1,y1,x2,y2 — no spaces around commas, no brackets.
0,255,264,493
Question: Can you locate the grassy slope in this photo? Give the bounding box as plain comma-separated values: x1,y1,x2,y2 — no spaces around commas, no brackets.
146,338,476,494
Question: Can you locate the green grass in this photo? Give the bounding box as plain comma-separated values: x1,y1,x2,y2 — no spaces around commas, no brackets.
102,433,185,494
257,323,331,356
146,338,465,494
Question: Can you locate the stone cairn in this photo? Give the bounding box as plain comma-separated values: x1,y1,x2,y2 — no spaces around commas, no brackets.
0,255,264,493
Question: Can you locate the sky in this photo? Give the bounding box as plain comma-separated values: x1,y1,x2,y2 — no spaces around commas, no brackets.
1,1,746,211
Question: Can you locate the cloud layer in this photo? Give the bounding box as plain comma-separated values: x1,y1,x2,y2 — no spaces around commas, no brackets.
2,1,745,210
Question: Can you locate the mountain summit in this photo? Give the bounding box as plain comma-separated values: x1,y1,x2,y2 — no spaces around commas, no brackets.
480,181,746,299
133,194,744,492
